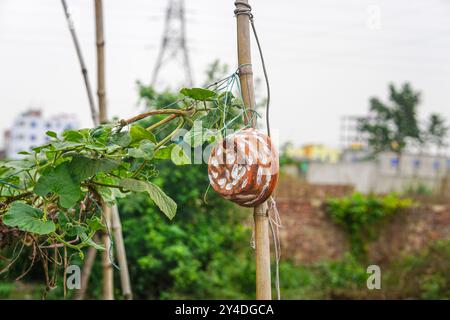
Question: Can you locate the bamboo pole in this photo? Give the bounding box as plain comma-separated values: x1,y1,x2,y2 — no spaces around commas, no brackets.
100,206,113,300
94,0,114,300
95,0,107,123
61,0,100,300
60,0,98,125
234,0,272,300
111,206,133,300
62,0,132,300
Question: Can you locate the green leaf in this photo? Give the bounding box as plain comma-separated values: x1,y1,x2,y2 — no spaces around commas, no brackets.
64,224,87,237
218,91,235,105
62,130,84,142
90,124,113,143
130,125,156,145
32,143,52,153
110,131,131,147
154,144,175,160
180,88,217,101
80,233,105,250
0,159,35,170
51,141,84,151
119,178,177,220
46,131,58,139
154,143,191,164
68,156,120,182
128,148,144,159
3,203,56,235
83,143,108,151
86,216,105,232
183,122,219,148
95,184,115,204
34,162,81,208
128,140,155,161
201,108,221,128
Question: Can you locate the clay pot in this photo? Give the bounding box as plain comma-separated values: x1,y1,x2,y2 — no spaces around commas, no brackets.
207,128,279,207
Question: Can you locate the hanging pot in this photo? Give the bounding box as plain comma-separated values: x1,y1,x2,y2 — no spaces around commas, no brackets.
207,128,279,207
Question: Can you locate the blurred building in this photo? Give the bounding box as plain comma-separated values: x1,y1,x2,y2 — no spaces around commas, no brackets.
340,115,370,149
285,143,341,163
307,151,450,194
341,146,372,162
4,109,79,159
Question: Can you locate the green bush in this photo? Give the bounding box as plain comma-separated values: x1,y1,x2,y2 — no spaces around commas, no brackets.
326,193,412,259
316,253,368,289
279,254,370,300
0,282,14,299
278,239,449,300
405,183,433,196
383,239,450,299
278,262,322,299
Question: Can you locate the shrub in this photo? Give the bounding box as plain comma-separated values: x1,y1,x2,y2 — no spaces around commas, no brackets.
326,193,412,259
383,239,450,299
278,239,449,300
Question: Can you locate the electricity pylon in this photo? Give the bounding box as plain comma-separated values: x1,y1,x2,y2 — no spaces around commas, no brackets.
151,0,193,88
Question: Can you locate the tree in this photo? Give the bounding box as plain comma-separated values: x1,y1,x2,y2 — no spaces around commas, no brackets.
426,113,448,152
360,83,422,156
203,59,229,86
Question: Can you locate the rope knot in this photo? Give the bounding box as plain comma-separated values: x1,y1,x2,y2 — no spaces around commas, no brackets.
234,1,253,20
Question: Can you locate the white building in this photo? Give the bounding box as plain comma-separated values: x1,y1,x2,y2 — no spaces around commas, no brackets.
4,109,79,159
307,151,450,194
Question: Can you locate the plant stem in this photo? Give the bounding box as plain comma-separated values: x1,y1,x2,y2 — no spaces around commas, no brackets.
3,191,34,204
146,114,178,132
131,161,147,179
84,181,122,189
121,108,191,126
155,117,186,150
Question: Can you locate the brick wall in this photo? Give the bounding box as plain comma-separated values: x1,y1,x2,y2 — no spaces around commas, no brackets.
274,175,450,264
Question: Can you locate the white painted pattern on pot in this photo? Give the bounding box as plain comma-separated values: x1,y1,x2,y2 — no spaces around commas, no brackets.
207,128,279,207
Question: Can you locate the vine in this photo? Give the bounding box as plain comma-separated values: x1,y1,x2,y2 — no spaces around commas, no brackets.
0,78,250,287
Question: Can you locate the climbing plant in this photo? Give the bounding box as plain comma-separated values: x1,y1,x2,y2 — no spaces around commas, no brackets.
0,77,250,288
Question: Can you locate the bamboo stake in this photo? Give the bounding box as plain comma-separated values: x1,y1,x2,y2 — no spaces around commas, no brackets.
61,0,98,125
111,206,133,300
94,0,114,300
100,205,114,300
61,0,100,300
95,0,107,124
62,0,132,300
234,0,272,300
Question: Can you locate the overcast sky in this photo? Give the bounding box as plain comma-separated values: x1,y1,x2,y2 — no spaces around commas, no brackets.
1,0,450,148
